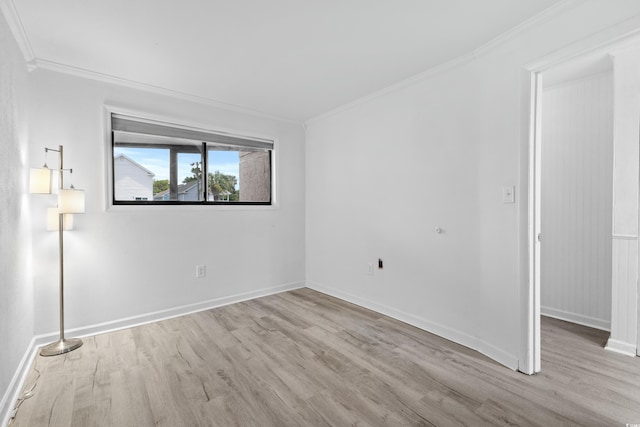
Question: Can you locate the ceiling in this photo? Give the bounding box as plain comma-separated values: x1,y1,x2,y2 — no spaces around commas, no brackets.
12,0,561,122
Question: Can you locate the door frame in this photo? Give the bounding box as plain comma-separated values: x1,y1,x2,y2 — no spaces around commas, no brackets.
529,71,542,374
522,26,640,375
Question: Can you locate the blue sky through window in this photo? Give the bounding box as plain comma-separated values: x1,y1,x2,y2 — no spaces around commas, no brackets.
115,147,240,188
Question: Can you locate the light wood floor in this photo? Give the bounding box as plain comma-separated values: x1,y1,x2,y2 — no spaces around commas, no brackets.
9,288,640,426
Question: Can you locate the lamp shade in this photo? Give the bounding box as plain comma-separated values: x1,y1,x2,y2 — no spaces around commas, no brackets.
29,168,52,194
58,189,85,214
46,208,74,231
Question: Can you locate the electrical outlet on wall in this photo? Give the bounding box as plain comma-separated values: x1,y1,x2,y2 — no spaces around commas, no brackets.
502,186,515,204
196,265,206,278
367,263,374,275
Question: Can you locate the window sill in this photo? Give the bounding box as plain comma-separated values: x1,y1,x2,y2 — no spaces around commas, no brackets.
105,202,279,213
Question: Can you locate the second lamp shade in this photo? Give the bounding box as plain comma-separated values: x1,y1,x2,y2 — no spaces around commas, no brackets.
58,189,85,214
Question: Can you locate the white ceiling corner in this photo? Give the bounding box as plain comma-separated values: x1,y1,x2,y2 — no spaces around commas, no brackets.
0,0,35,66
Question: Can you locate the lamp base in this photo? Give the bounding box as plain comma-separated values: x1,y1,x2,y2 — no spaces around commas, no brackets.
40,338,83,357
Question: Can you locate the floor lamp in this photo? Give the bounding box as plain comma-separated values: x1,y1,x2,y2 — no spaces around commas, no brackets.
30,145,85,357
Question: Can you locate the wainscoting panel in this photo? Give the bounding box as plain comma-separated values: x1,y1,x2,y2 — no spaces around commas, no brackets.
540,72,614,330
607,236,638,355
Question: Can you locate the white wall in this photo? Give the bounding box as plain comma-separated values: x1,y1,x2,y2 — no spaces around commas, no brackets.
0,9,33,423
306,1,640,369
306,54,521,369
28,69,306,337
540,72,613,331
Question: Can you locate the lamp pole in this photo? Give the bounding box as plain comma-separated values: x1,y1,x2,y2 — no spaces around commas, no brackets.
40,145,83,357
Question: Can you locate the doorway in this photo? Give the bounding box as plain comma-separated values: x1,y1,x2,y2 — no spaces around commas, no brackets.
539,57,614,347
527,35,640,373
540,58,614,327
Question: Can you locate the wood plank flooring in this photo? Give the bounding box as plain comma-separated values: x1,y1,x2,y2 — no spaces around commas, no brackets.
9,288,640,426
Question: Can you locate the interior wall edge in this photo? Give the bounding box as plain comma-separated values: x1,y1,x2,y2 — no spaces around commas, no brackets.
306,281,519,371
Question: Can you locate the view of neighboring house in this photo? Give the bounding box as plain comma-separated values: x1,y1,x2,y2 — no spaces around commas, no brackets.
113,154,155,201
115,151,234,202
153,180,216,201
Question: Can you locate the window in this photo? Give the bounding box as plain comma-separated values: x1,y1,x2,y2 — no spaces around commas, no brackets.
110,113,273,205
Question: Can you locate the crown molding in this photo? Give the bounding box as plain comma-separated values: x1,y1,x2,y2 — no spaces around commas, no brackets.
0,0,35,68
306,0,586,125
525,14,640,73
472,0,586,57
306,52,475,126
34,59,302,125
608,38,640,57
0,0,295,123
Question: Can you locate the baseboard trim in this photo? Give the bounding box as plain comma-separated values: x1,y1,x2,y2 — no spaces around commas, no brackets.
33,281,306,347
306,281,519,371
0,280,305,426
605,338,637,357
541,306,610,331
0,337,39,427
5,279,525,425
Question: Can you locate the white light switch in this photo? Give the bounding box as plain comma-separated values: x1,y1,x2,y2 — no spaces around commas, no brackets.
502,186,515,204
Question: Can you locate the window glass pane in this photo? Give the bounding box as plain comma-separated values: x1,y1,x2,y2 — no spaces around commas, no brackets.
207,149,239,202
207,148,271,203
177,152,204,202
114,145,204,202
114,147,168,202
238,150,271,203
